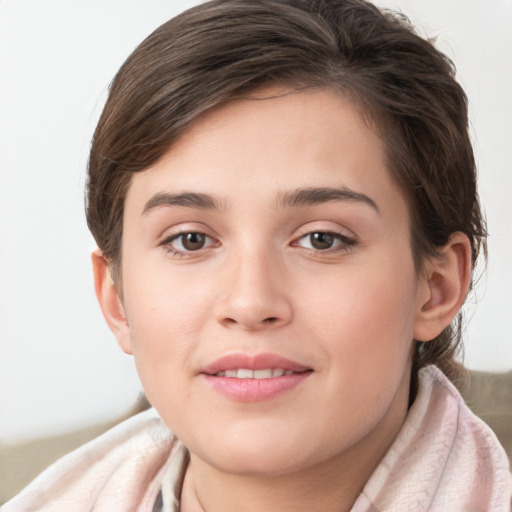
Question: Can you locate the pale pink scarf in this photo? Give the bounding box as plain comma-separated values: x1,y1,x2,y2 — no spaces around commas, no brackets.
2,366,511,511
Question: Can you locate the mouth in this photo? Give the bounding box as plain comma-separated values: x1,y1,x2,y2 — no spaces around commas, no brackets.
202,353,313,401
213,368,296,378
202,352,311,376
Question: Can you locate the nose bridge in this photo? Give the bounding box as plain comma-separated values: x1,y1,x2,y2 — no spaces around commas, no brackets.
216,240,292,330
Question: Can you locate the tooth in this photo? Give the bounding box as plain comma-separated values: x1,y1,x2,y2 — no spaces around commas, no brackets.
254,369,272,379
237,369,254,379
219,368,292,379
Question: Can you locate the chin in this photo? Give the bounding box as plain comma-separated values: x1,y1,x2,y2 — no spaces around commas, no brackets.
193,432,321,478
212,452,307,478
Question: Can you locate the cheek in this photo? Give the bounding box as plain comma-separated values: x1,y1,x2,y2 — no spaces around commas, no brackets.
123,257,212,341
307,258,419,369
302,267,418,441
121,265,214,401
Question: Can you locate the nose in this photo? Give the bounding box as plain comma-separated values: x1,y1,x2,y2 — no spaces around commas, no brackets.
214,249,293,331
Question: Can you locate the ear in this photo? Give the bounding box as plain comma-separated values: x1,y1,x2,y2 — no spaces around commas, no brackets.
414,232,472,342
91,249,133,355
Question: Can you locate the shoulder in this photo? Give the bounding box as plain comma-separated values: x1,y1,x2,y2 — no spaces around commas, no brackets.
354,366,512,511
416,366,511,510
1,408,179,512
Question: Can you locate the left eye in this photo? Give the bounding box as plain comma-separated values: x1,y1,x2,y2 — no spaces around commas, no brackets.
296,232,354,251
165,232,214,252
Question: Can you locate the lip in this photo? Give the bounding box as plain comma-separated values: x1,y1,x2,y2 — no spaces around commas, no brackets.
202,352,311,375
201,352,313,402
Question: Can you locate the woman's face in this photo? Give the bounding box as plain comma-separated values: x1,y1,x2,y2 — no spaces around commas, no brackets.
115,89,431,476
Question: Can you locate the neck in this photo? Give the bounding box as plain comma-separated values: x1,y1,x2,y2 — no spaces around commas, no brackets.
180,399,408,512
181,454,360,512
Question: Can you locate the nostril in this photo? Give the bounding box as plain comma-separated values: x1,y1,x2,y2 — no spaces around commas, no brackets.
221,316,280,329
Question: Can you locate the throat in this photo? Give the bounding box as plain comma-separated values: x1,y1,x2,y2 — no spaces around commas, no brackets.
178,452,369,512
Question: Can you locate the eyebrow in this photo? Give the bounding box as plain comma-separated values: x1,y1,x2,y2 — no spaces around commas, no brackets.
276,187,379,213
142,192,223,215
141,186,379,216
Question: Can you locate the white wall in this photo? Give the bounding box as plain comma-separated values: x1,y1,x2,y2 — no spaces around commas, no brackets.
0,0,510,444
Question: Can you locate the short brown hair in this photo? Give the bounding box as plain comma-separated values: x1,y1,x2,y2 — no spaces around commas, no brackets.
86,0,486,381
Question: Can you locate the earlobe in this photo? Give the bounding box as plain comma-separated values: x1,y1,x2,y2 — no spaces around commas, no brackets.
414,232,472,342
91,249,133,355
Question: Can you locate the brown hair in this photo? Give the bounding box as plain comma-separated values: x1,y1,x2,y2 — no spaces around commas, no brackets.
86,0,486,381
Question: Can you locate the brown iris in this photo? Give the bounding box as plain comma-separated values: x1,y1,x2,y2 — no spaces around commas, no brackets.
309,232,335,250
181,233,207,251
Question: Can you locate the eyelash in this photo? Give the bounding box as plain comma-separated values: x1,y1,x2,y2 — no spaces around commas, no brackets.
160,232,218,258
293,231,357,253
161,229,357,259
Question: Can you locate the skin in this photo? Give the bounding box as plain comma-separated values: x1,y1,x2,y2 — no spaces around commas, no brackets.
93,88,471,511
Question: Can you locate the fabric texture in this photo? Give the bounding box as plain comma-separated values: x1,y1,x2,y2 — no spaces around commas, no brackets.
0,409,181,512
350,365,511,511
2,366,511,512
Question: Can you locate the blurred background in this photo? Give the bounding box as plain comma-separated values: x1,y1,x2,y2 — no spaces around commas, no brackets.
0,0,511,498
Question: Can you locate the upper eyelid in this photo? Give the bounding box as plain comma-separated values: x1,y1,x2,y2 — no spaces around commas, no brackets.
293,231,356,246
158,224,218,242
292,222,356,240
162,231,216,245
157,222,357,244
296,227,352,236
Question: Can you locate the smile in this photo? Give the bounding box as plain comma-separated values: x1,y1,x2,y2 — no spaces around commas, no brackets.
214,368,294,378
202,353,312,401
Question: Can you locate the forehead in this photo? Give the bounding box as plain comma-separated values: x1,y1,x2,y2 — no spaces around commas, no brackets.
123,88,409,228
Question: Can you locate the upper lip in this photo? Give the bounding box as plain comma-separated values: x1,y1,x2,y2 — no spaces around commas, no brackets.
202,352,311,375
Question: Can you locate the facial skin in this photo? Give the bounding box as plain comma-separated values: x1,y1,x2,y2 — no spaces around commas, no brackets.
94,89,470,511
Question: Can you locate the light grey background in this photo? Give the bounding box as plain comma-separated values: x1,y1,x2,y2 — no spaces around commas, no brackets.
1,0,511,444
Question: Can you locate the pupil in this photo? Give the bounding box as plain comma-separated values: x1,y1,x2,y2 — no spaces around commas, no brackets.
310,232,333,250
182,233,205,250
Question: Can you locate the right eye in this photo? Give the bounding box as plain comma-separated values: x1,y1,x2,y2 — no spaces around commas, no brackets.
161,231,217,256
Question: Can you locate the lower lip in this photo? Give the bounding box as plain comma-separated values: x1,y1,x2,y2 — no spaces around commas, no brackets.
203,372,312,401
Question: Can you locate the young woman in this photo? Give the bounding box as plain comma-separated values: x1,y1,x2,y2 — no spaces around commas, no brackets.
3,0,510,510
